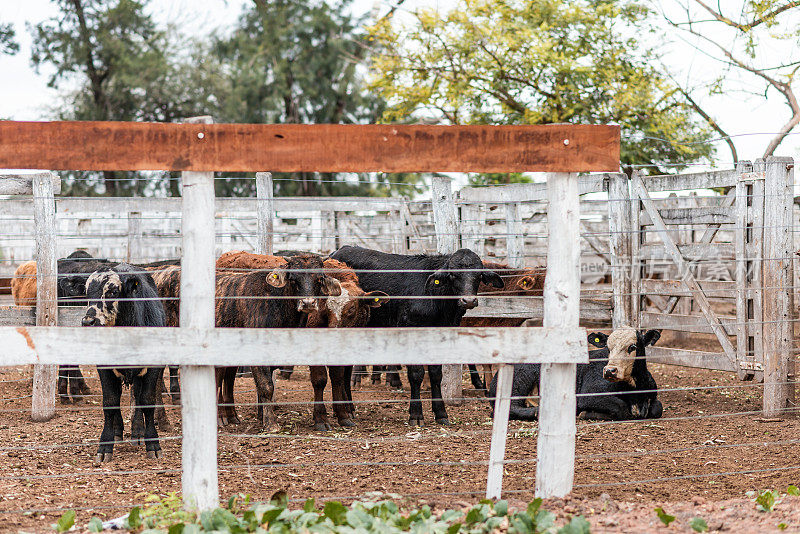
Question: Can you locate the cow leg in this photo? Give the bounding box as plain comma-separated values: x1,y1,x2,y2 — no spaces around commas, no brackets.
252,366,279,432
467,364,486,391
481,365,494,396
155,374,171,431
427,364,449,425
310,365,331,431
369,365,381,385
68,366,90,402
168,365,180,404
342,365,355,416
647,399,663,419
278,366,294,380
217,366,239,426
406,365,425,426
136,373,169,435
386,365,403,389
135,368,163,458
96,368,122,462
351,364,366,387
57,366,70,404
328,366,355,427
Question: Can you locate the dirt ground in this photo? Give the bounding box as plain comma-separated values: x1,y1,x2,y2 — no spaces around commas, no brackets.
1,331,799,532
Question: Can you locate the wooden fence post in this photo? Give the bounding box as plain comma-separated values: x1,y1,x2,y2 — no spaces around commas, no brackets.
734,161,756,380
256,172,274,255
536,172,580,497
180,116,219,510
505,202,524,269
31,171,59,422
127,211,142,264
431,176,462,405
486,363,513,499
607,173,631,328
762,156,794,416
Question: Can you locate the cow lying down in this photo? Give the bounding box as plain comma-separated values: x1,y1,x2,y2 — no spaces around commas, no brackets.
488,327,663,421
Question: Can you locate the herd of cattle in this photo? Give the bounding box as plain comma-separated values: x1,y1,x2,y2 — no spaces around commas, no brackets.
10,247,663,462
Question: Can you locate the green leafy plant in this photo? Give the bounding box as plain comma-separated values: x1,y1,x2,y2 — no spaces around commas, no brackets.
750,489,782,512
87,517,104,533
654,506,676,527
54,510,75,533
787,485,799,496
689,516,709,532
104,493,590,533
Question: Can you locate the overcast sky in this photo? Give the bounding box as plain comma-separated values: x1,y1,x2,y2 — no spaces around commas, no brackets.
1,0,798,167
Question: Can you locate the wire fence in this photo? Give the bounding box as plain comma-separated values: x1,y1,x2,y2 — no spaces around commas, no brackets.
0,154,799,527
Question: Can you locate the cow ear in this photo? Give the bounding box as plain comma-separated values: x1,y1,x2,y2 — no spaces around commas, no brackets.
642,329,661,347
365,290,389,308
425,269,448,291
588,332,608,348
321,276,342,296
124,276,140,294
58,277,72,294
482,271,504,288
516,275,536,290
266,269,287,288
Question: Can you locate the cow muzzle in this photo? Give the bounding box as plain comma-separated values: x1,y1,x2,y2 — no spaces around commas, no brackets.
297,298,318,312
457,297,478,309
603,366,619,380
82,315,99,327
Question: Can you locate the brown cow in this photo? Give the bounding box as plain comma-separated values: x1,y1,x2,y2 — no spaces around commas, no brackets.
152,254,341,431
216,250,388,430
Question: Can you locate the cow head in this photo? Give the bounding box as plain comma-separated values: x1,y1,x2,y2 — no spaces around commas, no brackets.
326,285,388,327
264,254,342,313
82,269,133,326
600,328,660,385
58,274,90,302
426,249,504,310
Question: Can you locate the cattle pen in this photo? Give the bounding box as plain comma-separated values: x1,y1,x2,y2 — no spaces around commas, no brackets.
1,119,800,530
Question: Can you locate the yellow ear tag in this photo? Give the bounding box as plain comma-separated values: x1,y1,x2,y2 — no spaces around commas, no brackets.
374,297,380,302
594,337,600,343
434,279,440,285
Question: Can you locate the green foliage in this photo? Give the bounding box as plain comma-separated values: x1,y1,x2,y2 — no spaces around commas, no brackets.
0,22,18,54
54,509,75,532
747,489,782,512
786,485,799,496
87,516,104,532
779,523,789,530
101,493,590,533
689,517,708,532
368,0,715,174
654,506,676,526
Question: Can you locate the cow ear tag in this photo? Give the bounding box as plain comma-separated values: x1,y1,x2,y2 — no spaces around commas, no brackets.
594,337,600,344
434,279,440,285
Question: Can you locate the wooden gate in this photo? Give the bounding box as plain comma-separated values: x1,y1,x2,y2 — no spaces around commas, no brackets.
609,158,795,415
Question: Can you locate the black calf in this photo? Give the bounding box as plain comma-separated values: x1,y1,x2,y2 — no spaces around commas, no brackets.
81,264,166,462
487,328,663,421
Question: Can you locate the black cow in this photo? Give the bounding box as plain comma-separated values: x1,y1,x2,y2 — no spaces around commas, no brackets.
330,245,504,426
487,328,663,421
81,264,166,462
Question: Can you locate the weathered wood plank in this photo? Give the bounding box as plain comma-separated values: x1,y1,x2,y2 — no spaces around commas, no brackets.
647,347,737,372
0,326,588,366
762,156,794,416
537,172,580,498
639,243,735,262
463,297,612,322
639,207,735,226
486,363,513,499
0,172,61,195
178,116,219,512
432,176,463,406
640,311,738,336
459,174,611,203
505,202,524,269
0,306,84,326
0,122,620,172
255,172,274,255
31,172,58,422
639,279,736,299
641,170,738,192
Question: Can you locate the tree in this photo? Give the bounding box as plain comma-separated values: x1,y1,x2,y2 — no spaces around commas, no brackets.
209,0,422,197
30,0,214,196
1,22,19,55
655,1,800,160
368,0,715,179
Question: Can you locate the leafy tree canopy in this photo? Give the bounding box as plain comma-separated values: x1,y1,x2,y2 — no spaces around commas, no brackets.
368,0,716,181
1,22,19,55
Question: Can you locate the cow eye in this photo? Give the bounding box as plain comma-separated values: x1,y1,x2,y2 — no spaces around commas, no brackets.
628,344,636,353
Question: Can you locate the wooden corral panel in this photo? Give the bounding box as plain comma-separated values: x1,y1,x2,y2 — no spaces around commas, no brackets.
0,121,620,173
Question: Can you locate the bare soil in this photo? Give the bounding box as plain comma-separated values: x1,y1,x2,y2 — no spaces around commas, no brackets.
1,330,799,532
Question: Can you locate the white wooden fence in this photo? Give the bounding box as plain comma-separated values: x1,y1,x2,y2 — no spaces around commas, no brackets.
0,120,621,510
